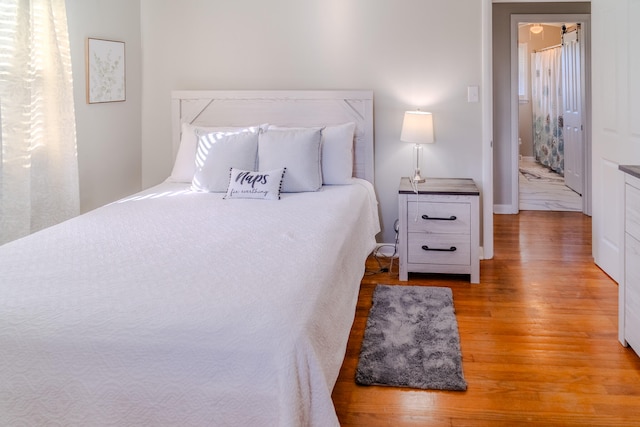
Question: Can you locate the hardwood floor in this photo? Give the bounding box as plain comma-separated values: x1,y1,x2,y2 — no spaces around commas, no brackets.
332,211,640,426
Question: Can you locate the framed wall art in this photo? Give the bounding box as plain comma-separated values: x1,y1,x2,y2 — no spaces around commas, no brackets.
86,38,125,104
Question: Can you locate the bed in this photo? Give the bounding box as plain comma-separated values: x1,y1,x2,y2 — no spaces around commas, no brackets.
0,90,379,426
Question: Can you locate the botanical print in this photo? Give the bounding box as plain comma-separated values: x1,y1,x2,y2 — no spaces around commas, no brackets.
87,38,125,103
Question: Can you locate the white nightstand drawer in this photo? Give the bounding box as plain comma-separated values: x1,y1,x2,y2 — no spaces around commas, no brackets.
398,177,479,283
407,233,471,265
407,201,471,234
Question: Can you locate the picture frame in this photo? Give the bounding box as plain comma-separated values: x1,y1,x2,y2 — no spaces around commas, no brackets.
86,38,126,104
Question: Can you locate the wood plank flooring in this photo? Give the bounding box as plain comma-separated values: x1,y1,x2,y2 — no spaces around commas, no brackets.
332,211,640,426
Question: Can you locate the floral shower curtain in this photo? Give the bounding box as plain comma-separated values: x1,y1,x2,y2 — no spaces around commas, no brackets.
531,46,564,175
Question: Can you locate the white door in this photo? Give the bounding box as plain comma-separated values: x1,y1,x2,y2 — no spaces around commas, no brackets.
562,29,583,195
591,0,636,283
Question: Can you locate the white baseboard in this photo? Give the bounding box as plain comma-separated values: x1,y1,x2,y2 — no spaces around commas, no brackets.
494,204,518,214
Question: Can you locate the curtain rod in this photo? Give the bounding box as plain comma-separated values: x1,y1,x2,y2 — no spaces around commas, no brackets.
535,43,562,53
533,23,579,53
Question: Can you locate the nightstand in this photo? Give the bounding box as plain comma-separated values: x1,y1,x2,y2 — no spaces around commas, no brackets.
398,177,480,283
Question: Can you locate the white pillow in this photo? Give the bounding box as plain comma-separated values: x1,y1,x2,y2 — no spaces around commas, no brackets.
224,167,286,200
191,131,259,192
258,128,323,192
269,122,356,184
168,122,263,183
320,122,356,184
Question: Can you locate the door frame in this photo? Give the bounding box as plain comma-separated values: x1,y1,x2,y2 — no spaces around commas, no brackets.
510,13,592,215
481,0,494,259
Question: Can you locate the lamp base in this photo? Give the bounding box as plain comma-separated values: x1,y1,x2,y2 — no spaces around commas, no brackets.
410,144,426,183
412,169,425,183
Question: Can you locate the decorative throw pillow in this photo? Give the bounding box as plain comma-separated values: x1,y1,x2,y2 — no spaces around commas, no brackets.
168,122,263,183
191,131,259,192
269,123,356,185
224,167,286,200
258,128,322,192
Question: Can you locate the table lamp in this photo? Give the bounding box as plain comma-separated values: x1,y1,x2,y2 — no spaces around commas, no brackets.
400,110,434,183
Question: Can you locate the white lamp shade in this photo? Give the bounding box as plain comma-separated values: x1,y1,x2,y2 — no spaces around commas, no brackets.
400,111,434,144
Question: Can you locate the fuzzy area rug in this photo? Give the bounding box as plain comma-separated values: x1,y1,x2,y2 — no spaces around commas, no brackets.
355,284,467,391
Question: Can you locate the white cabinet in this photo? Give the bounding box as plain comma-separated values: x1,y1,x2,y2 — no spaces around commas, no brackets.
398,178,480,283
620,166,640,354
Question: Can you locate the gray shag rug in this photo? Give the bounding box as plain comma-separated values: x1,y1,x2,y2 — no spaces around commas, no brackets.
355,284,467,391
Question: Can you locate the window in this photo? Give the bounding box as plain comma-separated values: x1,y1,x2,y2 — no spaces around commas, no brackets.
0,0,79,244
518,42,529,103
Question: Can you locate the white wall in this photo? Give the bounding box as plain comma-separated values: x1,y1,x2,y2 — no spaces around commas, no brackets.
66,0,142,213
140,0,484,244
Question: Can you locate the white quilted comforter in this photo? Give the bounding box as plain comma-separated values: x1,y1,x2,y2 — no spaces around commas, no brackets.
0,179,379,426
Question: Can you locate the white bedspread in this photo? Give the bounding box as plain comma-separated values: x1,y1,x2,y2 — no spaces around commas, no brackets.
0,179,379,426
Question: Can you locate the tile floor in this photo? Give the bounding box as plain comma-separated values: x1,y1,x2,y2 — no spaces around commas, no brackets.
518,157,582,212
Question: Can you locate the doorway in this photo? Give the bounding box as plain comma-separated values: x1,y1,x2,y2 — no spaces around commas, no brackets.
511,14,592,215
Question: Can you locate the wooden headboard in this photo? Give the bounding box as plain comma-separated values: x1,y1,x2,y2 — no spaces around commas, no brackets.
171,90,374,183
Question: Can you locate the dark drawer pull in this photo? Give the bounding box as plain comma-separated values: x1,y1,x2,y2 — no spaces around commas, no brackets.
422,245,457,252
421,214,457,221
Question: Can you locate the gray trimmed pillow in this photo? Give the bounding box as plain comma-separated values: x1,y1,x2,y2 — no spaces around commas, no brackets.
268,122,356,184
258,128,322,192
169,123,264,183
191,131,259,192
224,167,286,200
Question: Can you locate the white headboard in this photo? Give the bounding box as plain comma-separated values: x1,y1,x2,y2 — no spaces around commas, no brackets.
171,90,374,184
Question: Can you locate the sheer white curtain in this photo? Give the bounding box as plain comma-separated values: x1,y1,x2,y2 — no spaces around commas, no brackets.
0,0,79,245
